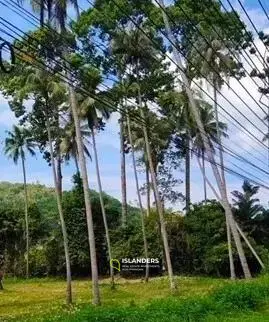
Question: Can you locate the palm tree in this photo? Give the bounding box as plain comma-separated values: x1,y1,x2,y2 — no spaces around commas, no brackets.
4,125,35,278
232,180,264,221
60,116,91,174
26,0,80,27
126,111,149,282
23,67,73,304
45,0,101,304
159,0,251,279
79,93,115,288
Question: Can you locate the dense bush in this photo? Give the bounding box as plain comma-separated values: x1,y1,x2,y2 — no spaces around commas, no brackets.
1,180,269,278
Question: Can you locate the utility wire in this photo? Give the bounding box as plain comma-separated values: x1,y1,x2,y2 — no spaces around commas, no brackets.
223,0,269,69
154,0,268,135
105,0,269,152
199,0,268,115
2,0,268,158
1,5,268,186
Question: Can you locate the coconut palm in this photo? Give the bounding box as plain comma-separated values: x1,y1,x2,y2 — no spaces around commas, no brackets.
79,92,115,288
22,67,73,304
232,181,264,221
42,0,101,304
60,116,91,174
4,125,36,278
25,0,80,27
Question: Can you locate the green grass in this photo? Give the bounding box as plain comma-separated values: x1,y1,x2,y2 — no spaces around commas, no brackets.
1,275,269,321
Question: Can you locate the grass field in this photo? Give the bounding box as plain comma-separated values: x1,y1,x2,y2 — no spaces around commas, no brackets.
1,275,269,321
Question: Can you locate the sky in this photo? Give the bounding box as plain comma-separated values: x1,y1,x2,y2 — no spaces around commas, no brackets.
0,0,269,211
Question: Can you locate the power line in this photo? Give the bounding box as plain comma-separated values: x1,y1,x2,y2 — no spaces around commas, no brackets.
1,5,269,188
199,0,269,115
258,0,269,23
105,0,269,152
224,0,269,69
2,0,268,159
154,0,268,134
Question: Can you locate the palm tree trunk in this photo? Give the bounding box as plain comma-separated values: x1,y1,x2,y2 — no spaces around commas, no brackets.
127,113,149,282
69,86,100,305
213,83,235,280
74,1,80,21
202,151,207,203
139,103,176,290
40,0,44,27
45,111,72,305
119,115,127,227
185,135,191,213
74,153,80,174
21,155,29,279
146,161,151,217
159,2,251,279
56,155,63,196
91,128,114,288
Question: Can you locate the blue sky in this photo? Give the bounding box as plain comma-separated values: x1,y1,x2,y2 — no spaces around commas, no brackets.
0,0,269,210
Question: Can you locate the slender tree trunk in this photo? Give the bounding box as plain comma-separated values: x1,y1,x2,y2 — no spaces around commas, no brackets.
160,1,251,278
45,112,72,305
119,115,127,227
236,223,265,269
91,128,115,288
74,153,80,174
69,87,100,305
127,113,149,282
21,155,29,279
146,161,151,217
202,151,207,203
56,155,63,196
40,1,44,27
213,84,235,280
140,103,176,290
74,1,80,21
185,135,191,213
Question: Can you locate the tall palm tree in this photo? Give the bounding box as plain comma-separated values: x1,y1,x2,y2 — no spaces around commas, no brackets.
126,111,149,282
4,125,35,278
23,67,73,304
46,0,101,304
111,27,177,290
79,93,115,288
159,0,251,279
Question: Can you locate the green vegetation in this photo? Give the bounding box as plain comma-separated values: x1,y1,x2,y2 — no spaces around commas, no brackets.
1,181,269,280
2,276,269,321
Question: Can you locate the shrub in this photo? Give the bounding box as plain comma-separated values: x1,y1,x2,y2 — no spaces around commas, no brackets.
212,282,269,311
